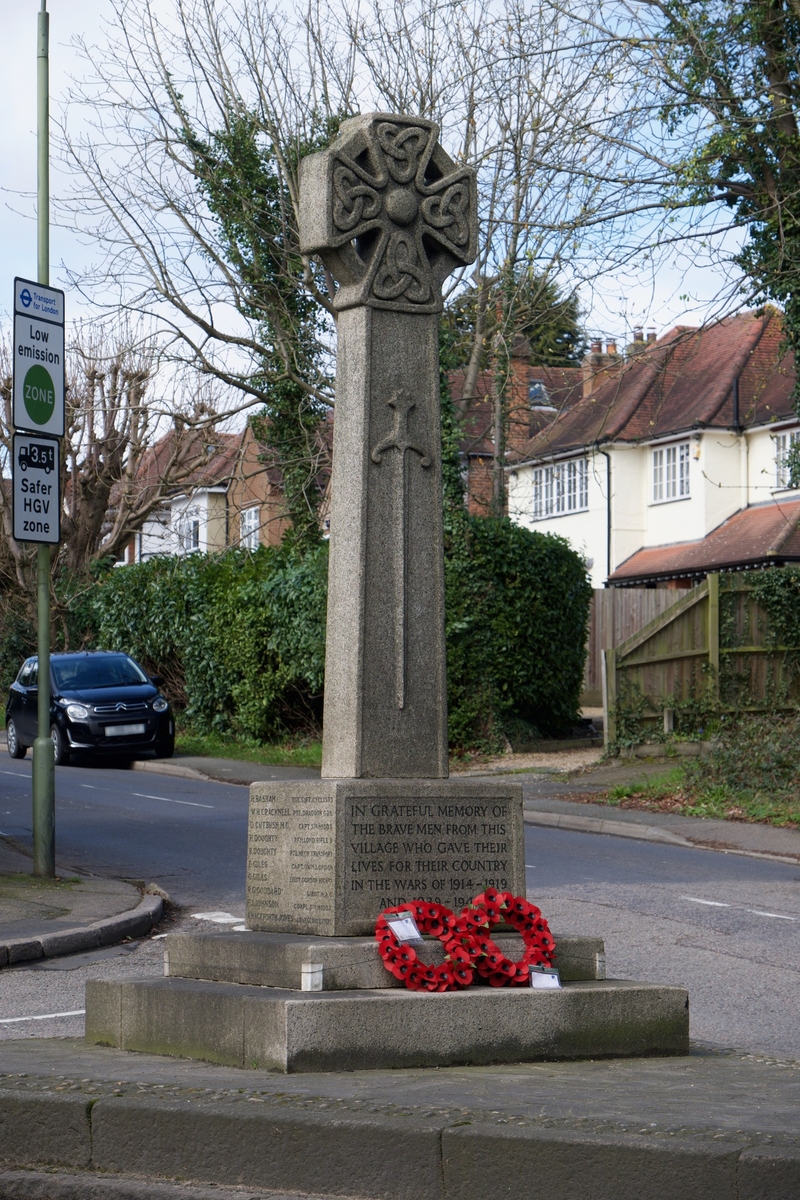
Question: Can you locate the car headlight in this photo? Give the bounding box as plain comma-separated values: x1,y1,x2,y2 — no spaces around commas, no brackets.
152,697,169,713
65,703,90,721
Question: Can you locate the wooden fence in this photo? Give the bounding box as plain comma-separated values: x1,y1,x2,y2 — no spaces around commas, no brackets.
604,573,800,744
582,587,680,706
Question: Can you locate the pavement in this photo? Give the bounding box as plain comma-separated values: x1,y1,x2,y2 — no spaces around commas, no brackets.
1,748,799,1197
0,837,164,969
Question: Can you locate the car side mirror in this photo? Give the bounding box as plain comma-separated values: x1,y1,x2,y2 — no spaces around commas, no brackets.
150,674,163,687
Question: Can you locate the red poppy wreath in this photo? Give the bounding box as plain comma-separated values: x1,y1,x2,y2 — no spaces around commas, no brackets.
375,890,556,991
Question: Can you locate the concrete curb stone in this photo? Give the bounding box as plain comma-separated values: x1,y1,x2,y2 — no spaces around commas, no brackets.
90,1094,446,1200
441,1122,741,1200
0,1090,92,1170
0,1169,362,1200
1,1083,799,1200
0,894,163,970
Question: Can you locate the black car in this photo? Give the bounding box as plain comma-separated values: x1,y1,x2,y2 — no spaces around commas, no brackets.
5,651,174,766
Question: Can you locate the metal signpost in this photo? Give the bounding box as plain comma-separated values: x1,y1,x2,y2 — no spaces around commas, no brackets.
9,1,60,877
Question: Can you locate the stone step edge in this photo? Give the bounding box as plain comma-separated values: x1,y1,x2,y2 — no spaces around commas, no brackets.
523,809,800,864
0,1086,797,1200
0,893,163,969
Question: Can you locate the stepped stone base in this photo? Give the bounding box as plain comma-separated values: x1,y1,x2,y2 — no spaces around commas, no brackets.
164,929,606,990
86,976,689,1073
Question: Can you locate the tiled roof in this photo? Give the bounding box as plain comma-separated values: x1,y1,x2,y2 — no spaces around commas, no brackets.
609,498,800,584
521,311,795,460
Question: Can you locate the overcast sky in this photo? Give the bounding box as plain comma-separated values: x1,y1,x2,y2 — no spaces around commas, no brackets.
0,1,112,317
0,0,742,341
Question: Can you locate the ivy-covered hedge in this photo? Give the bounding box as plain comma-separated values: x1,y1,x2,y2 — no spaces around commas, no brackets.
444,515,592,748
80,519,590,749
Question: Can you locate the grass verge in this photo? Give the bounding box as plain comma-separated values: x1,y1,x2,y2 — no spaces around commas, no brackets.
600,766,800,828
175,730,322,768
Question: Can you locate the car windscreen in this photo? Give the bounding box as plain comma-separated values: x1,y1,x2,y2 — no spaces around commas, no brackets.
51,656,149,691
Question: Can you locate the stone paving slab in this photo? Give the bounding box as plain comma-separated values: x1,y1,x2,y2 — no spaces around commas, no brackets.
0,1040,798,1199
0,1172,350,1200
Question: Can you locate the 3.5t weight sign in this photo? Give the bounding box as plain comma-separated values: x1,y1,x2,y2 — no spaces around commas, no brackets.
12,277,65,438
12,433,60,545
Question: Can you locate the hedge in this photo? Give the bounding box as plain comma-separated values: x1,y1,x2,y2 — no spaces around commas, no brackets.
79,519,590,750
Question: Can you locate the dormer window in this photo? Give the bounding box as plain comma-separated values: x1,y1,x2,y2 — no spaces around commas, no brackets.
528,380,556,412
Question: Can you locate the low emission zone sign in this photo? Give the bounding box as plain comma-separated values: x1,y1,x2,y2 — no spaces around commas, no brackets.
13,277,65,438
12,433,60,545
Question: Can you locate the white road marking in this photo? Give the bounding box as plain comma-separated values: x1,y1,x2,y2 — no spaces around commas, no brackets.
525,863,536,868
192,911,243,923
131,792,213,809
0,771,28,778
0,1009,85,1025
80,784,100,789
683,896,796,921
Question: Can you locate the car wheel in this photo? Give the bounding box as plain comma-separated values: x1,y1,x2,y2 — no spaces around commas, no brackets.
6,720,26,759
50,724,71,767
155,736,175,759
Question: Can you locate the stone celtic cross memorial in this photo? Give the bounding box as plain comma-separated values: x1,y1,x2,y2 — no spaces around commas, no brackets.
246,113,526,935
87,112,688,1074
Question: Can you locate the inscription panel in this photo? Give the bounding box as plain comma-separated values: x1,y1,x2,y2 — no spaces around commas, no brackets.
246,780,524,936
246,790,337,934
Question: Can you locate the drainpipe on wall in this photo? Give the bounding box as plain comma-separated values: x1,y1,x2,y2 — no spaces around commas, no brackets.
596,446,612,585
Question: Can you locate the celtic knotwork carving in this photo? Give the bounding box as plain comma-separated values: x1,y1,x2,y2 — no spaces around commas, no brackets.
333,166,382,232
375,122,428,184
299,113,477,313
420,182,470,247
372,231,431,305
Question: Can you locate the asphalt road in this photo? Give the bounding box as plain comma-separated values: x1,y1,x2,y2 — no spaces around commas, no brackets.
0,758,798,1058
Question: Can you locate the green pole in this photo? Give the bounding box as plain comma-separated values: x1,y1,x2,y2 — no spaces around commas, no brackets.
32,0,55,878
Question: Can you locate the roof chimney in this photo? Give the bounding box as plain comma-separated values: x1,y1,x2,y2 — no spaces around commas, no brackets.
627,327,646,357
583,335,623,397
647,328,657,343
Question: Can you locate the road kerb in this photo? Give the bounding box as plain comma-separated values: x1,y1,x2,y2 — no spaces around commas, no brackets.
0,893,163,970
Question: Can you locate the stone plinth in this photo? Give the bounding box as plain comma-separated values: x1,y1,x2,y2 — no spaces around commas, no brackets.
86,977,690,1073
246,778,524,936
165,930,606,991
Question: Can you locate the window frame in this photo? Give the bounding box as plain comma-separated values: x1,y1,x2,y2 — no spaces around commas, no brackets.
773,430,800,490
530,457,590,521
240,505,260,551
651,441,691,504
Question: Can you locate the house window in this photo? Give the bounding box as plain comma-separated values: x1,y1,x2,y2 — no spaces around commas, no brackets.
652,442,690,502
240,506,260,550
531,458,589,520
176,514,200,553
774,431,800,489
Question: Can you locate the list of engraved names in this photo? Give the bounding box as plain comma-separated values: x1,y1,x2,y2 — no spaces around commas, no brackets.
247,793,336,927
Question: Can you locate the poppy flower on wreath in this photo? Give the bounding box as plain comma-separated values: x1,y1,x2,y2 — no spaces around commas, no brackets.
374,890,555,991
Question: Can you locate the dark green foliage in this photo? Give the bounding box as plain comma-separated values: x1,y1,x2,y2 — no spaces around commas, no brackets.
181,113,337,547
749,565,800,647
444,515,592,750
657,0,800,401
439,329,592,749
441,269,587,370
683,710,800,806
90,545,328,741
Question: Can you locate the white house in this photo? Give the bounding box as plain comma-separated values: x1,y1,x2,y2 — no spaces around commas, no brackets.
506,311,800,588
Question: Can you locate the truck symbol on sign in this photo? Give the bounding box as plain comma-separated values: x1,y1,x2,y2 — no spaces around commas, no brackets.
18,442,55,474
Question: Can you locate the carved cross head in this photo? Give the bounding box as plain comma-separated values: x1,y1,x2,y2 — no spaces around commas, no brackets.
299,113,477,314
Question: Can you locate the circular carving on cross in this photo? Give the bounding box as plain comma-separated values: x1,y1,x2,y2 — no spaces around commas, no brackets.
385,187,419,226
299,113,478,314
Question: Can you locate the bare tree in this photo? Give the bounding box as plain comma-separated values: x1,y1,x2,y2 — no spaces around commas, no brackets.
0,321,227,629
59,0,669,514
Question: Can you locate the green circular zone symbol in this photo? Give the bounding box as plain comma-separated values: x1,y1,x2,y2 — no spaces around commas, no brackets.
23,365,56,426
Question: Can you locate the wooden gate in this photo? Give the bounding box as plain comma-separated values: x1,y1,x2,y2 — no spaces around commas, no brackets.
604,574,800,743
582,587,679,705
